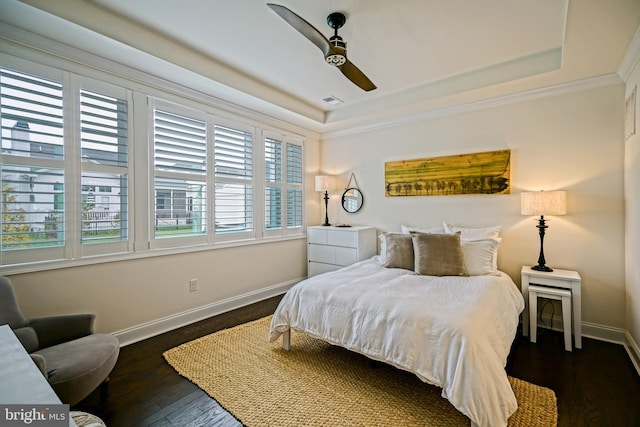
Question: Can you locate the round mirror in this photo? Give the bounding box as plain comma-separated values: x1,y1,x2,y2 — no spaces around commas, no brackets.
342,188,364,213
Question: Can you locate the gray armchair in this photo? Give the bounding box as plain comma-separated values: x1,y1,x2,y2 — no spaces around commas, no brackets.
0,276,119,406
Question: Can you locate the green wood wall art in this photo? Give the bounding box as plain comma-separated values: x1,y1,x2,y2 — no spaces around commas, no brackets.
385,149,511,197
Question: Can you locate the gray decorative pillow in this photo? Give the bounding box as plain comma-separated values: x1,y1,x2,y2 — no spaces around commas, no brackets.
412,232,466,276
381,232,414,270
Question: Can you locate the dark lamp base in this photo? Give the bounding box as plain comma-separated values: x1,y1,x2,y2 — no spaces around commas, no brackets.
321,190,331,227
531,264,553,272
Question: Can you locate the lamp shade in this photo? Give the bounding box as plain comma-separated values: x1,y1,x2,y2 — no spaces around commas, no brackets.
521,190,567,216
315,175,337,192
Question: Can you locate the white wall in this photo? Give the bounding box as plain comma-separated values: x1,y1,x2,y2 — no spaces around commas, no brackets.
322,82,627,332
7,138,321,342
625,52,640,360
10,240,304,330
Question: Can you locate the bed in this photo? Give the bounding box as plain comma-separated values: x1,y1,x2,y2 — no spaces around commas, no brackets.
269,229,525,427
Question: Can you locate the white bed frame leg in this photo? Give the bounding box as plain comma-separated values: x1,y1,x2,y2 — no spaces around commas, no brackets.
282,329,291,351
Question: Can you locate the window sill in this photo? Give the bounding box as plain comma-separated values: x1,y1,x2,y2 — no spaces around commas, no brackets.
0,234,306,275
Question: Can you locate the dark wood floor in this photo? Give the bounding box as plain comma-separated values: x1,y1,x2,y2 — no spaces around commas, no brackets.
75,295,640,427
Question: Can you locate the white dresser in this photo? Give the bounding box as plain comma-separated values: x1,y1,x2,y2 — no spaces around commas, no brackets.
307,226,377,277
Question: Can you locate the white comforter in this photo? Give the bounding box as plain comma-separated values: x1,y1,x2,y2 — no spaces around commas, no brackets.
269,257,525,427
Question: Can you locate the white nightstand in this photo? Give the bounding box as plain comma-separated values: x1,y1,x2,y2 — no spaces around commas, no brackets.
307,226,377,277
521,266,582,349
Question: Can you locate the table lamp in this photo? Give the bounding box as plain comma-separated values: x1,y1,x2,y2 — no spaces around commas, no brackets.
315,175,337,226
521,190,567,272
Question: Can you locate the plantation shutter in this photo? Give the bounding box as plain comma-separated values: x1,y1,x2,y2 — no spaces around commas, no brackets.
214,123,254,236
79,88,129,244
153,107,207,240
0,68,64,160
265,137,282,230
286,142,303,229
262,134,303,238
0,68,65,252
154,110,207,175
80,89,128,167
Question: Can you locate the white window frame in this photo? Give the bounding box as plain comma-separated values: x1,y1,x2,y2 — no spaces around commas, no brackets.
76,76,133,258
284,136,304,235
0,58,134,264
212,116,257,243
0,49,306,273
262,130,304,238
0,58,66,266
149,99,209,250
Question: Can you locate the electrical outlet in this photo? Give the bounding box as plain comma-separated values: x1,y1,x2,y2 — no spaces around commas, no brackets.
189,279,198,292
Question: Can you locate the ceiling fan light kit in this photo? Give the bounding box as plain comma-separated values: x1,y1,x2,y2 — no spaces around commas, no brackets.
325,49,347,66
267,3,377,91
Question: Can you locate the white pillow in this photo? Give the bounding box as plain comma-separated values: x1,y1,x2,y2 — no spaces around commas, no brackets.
443,221,501,241
378,234,387,264
461,238,501,275
401,224,446,235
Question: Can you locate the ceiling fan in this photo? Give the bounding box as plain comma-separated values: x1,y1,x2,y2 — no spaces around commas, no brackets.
267,3,377,92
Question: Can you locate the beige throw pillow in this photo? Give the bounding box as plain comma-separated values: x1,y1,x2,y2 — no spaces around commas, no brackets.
381,232,414,270
412,232,466,276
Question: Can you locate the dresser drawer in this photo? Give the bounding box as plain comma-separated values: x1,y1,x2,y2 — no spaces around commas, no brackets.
327,229,358,247
308,261,341,276
307,228,328,244
308,244,335,264
335,247,357,266
309,244,357,265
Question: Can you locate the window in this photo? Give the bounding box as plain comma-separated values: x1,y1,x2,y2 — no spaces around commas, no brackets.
1,64,131,265
265,136,283,230
263,133,303,237
152,106,207,241
1,67,66,261
80,88,129,245
286,142,303,229
0,54,305,270
213,122,254,239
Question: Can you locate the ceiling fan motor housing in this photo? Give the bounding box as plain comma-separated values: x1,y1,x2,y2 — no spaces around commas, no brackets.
326,36,347,66
326,12,347,66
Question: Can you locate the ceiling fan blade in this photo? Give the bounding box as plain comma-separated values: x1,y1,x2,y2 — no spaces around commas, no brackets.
339,60,377,91
267,3,332,57
268,3,377,92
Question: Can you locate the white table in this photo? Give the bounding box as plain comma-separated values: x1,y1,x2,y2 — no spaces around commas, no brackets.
0,324,77,426
521,266,582,349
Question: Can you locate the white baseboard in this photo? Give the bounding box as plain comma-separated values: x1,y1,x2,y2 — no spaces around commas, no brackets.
536,313,627,343
113,278,302,347
624,331,640,375
536,313,640,375
114,285,640,377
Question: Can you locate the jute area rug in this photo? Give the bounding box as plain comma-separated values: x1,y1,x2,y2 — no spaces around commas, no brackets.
163,316,557,427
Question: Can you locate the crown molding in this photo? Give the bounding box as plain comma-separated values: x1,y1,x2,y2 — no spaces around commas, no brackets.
0,16,630,142
0,22,322,139
618,24,640,82
321,73,623,141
